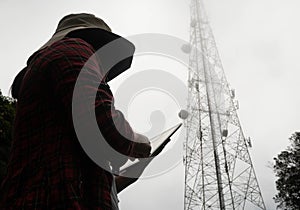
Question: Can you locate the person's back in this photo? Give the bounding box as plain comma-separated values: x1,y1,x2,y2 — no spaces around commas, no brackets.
0,37,116,209
0,13,151,210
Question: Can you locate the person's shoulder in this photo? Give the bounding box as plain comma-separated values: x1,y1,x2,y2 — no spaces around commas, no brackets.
51,37,93,49
49,37,95,56
32,37,96,66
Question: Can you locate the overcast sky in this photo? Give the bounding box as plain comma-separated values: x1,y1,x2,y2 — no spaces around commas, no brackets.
1,0,300,209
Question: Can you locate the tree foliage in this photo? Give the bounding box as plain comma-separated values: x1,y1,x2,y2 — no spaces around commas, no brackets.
274,132,300,209
0,90,16,184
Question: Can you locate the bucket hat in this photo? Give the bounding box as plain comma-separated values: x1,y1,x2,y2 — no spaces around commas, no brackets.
41,13,112,49
41,13,135,82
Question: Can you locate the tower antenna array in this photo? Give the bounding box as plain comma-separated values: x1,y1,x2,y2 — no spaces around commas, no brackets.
184,0,266,209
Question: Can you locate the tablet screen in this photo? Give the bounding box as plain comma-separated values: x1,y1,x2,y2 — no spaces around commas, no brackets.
120,123,182,173
149,123,182,156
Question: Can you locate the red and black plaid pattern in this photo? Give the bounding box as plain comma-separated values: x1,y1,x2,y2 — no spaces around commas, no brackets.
0,38,134,209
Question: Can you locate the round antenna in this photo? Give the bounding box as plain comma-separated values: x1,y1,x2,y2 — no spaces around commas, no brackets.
181,44,192,54
178,109,189,120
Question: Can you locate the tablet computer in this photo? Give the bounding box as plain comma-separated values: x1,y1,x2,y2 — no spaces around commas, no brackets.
119,123,182,175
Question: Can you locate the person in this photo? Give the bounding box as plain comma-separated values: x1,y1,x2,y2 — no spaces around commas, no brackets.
0,13,151,210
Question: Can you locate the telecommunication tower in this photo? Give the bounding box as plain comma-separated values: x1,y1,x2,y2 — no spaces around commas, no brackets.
183,0,266,209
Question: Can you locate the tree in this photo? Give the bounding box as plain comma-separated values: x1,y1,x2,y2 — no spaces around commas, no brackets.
0,90,16,184
274,132,300,209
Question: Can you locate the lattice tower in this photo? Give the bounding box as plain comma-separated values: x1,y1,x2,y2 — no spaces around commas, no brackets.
184,0,266,209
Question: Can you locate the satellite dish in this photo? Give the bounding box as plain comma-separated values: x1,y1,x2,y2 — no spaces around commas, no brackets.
181,44,192,54
178,109,189,120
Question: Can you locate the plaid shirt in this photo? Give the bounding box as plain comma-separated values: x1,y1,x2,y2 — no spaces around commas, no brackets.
0,38,134,209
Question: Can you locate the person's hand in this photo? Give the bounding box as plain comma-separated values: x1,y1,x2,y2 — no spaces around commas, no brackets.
131,133,151,158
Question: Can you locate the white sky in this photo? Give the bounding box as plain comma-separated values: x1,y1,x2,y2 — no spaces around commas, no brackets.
1,0,300,209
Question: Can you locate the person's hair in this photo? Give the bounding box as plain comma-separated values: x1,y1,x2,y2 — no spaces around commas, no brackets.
11,67,27,100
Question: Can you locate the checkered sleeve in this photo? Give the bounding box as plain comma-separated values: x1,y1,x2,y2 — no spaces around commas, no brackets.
47,38,134,157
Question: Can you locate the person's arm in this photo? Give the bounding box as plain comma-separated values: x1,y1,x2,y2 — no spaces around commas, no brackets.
48,38,152,162
115,137,171,193
114,156,150,193
47,38,136,156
